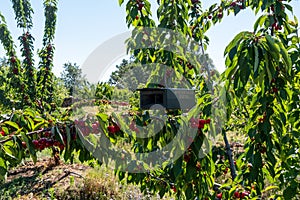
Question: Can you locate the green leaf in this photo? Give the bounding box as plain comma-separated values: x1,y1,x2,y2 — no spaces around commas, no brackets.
21,132,36,163
33,121,45,131
278,42,292,72
254,15,267,31
228,46,237,61
97,113,108,122
265,35,280,54
263,185,279,192
54,126,64,145
118,0,124,6
185,184,193,199
254,46,259,73
4,121,19,130
173,157,183,177
27,117,34,130
224,31,249,56
283,185,296,199
266,150,276,166
0,157,7,179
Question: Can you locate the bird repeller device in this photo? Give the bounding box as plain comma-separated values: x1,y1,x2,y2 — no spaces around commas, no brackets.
137,64,196,110
137,87,195,110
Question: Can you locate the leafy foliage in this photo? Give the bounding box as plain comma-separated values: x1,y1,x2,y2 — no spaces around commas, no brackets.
111,0,300,199
0,0,299,199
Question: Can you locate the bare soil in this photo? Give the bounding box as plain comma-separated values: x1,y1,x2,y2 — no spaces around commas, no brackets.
1,158,90,200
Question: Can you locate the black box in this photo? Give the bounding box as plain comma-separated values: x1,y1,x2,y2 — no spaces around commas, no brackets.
137,88,195,110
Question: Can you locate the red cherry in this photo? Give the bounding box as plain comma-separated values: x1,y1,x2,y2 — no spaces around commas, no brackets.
234,191,240,198
217,13,223,18
230,2,236,7
59,144,65,150
53,141,60,146
11,56,16,63
138,3,144,10
184,154,191,162
114,125,120,132
224,167,229,174
198,123,204,129
47,44,52,51
216,192,222,199
13,68,18,75
205,119,211,124
0,130,5,136
92,122,99,133
135,16,139,20
32,140,39,148
260,146,267,154
241,191,249,198
171,185,177,193
22,141,27,148
198,119,206,129
190,117,198,128
79,120,86,127
199,119,206,125
187,136,194,144
129,121,136,130
129,121,139,132
44,131,51,138
208,15,212,19
271,78,276,83
196,161,201,169
108,126,116,133
272,87,278,93
82,127,90,136
71,133,77,140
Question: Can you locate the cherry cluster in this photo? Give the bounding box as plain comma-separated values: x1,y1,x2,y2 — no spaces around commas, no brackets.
31,137,64,151
230,0,245,9
20,128,78,152
129,121,139,133
10,56,19,75
20,32,34,67
189,117,211,129
233,190,250,198
75,119,101,136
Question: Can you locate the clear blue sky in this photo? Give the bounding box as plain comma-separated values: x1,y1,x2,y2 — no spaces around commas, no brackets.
0,0,299,79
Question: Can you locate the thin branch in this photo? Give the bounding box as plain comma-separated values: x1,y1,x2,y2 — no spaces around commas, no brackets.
222,128,237,180
0,127,52,144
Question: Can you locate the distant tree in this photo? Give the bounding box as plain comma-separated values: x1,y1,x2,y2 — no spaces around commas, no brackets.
108,59,152,90
60,62,86,96
52,77,69,107
108,59,129,86
0,57,10,109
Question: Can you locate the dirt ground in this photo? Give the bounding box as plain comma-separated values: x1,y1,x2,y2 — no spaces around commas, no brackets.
1,158,90,200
